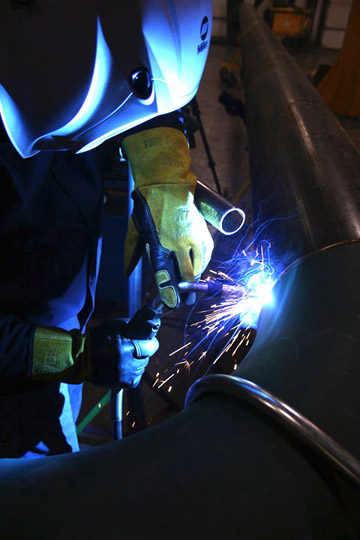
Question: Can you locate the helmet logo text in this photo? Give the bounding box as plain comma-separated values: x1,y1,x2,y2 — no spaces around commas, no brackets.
200,17,209,41
198,16,209,54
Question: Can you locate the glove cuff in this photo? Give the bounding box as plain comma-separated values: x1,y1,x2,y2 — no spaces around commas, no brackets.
31,326,91,383
122,127,197,191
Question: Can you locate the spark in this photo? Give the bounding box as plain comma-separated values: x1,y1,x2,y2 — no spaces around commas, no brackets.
150,240,277,392
158,373,175,389
196,241,275,369
169,342,191,357
174,359,191,374
211,240,276,330
198,270,273,336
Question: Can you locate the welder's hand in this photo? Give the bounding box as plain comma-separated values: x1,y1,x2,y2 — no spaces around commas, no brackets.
122,127,214,309
31,320,159,388
89,319,158,389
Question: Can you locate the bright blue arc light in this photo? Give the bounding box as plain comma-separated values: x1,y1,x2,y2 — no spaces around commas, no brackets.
239,270,274,328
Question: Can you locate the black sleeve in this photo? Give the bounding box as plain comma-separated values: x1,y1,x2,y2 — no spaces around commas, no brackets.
0,312,35,379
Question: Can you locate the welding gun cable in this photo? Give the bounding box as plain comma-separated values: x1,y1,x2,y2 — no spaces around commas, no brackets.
110,295,163,441
110,389,123,441
185,374,360,489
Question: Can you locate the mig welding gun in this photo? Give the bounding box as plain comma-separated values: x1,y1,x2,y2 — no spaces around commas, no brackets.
109,180,246,439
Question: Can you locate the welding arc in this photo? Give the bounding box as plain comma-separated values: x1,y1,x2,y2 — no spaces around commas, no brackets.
178,281,244,298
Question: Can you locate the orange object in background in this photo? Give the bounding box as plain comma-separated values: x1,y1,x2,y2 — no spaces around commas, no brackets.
317,0,360,117
266,5,313,51
271,6,312,37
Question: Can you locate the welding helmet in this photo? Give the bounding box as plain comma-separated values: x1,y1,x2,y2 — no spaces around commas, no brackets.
0,0,212,158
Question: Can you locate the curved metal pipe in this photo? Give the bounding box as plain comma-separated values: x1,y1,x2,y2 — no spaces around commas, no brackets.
239,5,360,272
185,373,360,488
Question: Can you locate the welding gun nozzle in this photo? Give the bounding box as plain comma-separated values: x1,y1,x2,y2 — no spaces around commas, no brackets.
178,281,244,298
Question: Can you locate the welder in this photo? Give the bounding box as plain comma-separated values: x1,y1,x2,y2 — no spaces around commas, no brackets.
0,0,214,457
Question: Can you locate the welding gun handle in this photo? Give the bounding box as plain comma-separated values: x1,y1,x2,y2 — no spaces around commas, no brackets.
122,297,163,340
110,296,163,441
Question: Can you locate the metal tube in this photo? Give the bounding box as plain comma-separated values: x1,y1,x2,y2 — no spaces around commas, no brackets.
185,373,360,489
178,280,244,297
194,180,246,235
239,4,360,272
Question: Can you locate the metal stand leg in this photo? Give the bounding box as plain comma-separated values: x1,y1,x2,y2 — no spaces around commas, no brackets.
189,97,222,195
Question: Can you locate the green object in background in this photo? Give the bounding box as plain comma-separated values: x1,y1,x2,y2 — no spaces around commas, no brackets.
76,391,111,435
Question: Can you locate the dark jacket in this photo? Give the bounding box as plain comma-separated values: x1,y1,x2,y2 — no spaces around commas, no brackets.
0,110,184,456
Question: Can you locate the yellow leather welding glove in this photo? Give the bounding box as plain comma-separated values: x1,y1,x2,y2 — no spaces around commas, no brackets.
123,127,214,309
31,318,159,388
31,327,89,383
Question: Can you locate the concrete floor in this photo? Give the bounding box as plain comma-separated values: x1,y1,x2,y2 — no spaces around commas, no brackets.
77,39,360,448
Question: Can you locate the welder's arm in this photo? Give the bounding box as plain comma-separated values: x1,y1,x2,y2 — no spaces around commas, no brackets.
0,312,159,389
30,319,159,388
122,126,214,309
0,312,35,380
